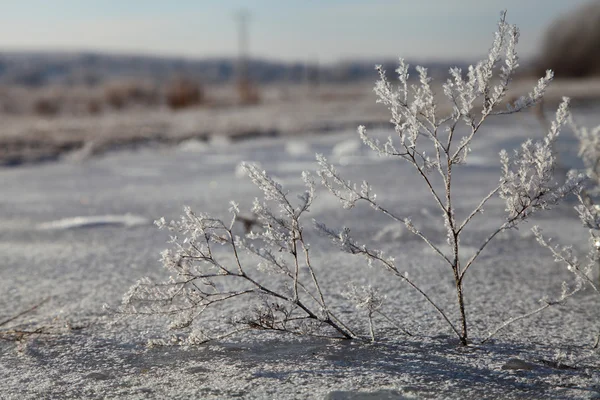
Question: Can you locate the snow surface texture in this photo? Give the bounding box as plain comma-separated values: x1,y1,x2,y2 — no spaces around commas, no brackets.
2,108,600,398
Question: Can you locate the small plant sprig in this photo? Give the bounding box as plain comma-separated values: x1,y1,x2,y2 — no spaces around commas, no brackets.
342,284,411,342
119,163,360,343
316,11,583,345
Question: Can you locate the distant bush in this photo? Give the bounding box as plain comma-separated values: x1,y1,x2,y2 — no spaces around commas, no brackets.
120,12,584,346
104,80,160,110
164,77,204,110
85,98,102,115
236,78,260,105
32,95,61,116
535,0,600,78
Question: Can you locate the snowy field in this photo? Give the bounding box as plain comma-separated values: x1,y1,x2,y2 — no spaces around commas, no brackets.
2,105,600,399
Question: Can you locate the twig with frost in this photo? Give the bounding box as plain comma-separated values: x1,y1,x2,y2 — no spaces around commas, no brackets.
533,226,599,292
317,11,582,345
481,282,580,344
119,163,358,343
531,121,600,345
534,116,600,284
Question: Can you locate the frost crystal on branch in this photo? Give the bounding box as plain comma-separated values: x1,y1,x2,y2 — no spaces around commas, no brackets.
316,154,376,209
576,199,600,231
499,98,583,220
570,117,600,186
344,284,385,313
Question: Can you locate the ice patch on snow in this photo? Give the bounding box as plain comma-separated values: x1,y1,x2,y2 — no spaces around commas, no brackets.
36,214,149,230
285,140,311,157
178,139,208,152
117,167,161,178
374,223,406,242
332,138,362,158
209,134,233,147
463,155,496,168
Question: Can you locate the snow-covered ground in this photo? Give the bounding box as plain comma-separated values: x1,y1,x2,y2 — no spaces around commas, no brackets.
2,106,600,399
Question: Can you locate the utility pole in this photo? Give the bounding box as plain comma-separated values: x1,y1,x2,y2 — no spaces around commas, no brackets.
234,9,258,104
235,10,249,86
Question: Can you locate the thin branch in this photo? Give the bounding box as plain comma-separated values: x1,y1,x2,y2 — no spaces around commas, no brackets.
356,197,453,266
367,311,375,342
373,310,413,337
458,185,502,234
460,220,511,281
358,247,461,340
300,237,327,310
0,298,49,328
481,301,553,344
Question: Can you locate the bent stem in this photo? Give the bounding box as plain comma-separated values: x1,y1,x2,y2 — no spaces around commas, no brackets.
480,302,552,344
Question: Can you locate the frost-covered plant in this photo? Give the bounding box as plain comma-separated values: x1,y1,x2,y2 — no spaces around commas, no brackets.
119,163,359,343
533,118,600,307
316,12,582,345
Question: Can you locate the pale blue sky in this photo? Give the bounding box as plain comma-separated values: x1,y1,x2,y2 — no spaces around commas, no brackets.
0,1,590,63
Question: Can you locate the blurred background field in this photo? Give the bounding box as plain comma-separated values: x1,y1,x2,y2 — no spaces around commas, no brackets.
1,0,600,166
